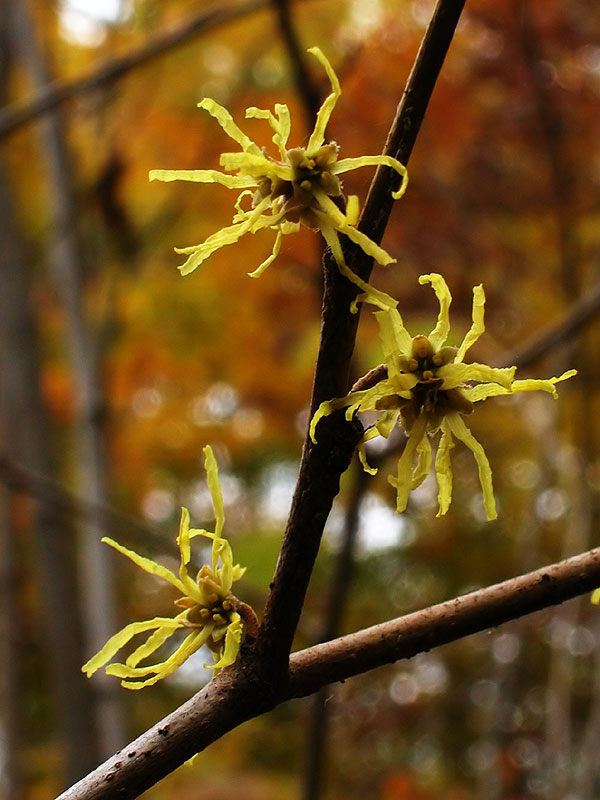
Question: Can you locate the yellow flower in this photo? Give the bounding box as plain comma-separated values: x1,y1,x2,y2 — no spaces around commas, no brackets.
149,47,407,286
310,274,576,520
82,446,246,689
592,589,600,605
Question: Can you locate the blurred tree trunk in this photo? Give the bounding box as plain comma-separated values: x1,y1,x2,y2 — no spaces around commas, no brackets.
0,133,99,795
0,11,23,796
301,462,368,800
8,0,125,757
0,484,23,798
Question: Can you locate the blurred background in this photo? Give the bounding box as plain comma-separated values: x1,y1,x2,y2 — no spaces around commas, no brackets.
0,0,599,797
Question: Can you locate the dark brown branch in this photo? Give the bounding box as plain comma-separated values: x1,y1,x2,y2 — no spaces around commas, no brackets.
0,0,272,139
357,0,467,264
256,0,466,678
55,545,600,800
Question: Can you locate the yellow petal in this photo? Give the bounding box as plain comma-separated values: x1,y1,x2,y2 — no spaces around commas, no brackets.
333,155,408,199
210,618,243,673
461,382,510,403
306,47,341,155
374,409,401,438
175,222,249,275
318,221,345,269
374,309,413,375
111,628,212,689
233,189,256,217
456,284,485,363
149,169,257,189
245,103,291,157
357,441,378,475
411,436,432,489
438,362,516,390
230,564,247,582
346,195,360,226
323,233,397,313
510,369,577,399
177,507,192,567
216,542,236,593
388,413,428,513
248,229,283,278
309,395,353,443
419,274,452,351
198,98,262,155
125,624,182,669
101,537,186,594
319,223,396,312
273,103,292,154
176,196,273,275
592,588,600,604
347,377,414,417
313,193,397,267
82,617,182,677
203,445,225,541
435,425,455,517
445,412,497,520
219,151,291,181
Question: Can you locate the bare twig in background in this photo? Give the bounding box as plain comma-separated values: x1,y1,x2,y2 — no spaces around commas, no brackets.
0,454,166,549
55,545,600,800
508,280,600,371
0,0,277,138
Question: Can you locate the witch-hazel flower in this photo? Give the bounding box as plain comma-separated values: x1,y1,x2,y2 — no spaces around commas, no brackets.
149,47,407,289
82,446,247,689
310,274,576,520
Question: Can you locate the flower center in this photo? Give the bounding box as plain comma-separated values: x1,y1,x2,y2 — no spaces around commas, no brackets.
392,337,474,430
184,597,235,628
399,336,457,381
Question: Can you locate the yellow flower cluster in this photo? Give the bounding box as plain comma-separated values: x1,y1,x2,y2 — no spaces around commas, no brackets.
82,446,245,689
100,45,585,694
149,47,407,289
311,274,576,520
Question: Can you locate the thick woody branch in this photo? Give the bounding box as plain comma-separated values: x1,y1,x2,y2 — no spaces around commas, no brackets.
56,545,600,800
289,545,600,696
256,0,467,678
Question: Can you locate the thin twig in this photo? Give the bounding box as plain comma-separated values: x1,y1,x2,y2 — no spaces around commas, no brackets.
0,0,274,139
55,544,600,800
508,280,600,370
0,454,166,549
272,0,321,129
